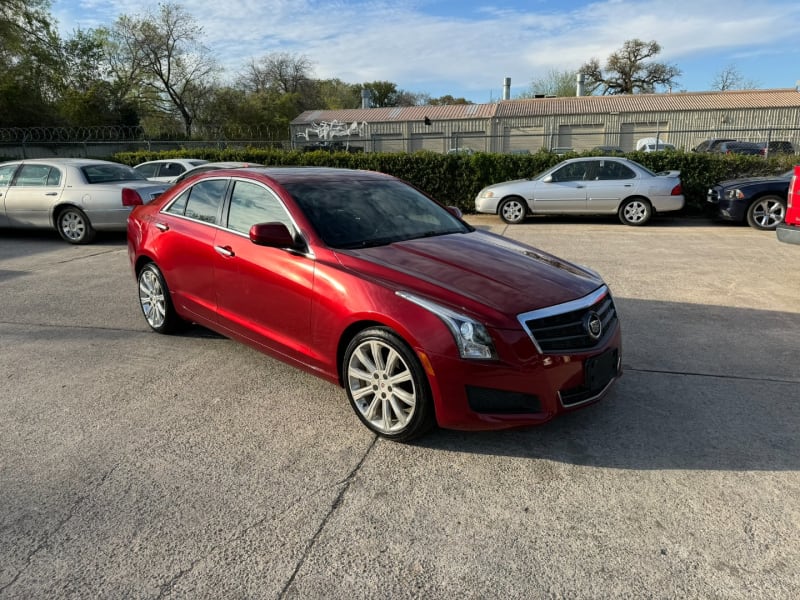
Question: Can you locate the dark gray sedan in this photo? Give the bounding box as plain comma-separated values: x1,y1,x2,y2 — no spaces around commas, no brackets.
0,158,168,243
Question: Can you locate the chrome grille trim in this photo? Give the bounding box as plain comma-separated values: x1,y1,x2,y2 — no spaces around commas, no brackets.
517,285,617,354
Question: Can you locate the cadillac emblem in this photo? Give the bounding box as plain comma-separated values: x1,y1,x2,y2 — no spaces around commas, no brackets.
583,311,603,341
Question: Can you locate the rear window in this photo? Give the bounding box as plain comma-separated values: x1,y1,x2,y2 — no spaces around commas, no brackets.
81,164,146,184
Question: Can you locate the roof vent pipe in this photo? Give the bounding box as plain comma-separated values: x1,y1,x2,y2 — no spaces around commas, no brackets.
502,77,511,101
361,89,371,109
576,73,585,97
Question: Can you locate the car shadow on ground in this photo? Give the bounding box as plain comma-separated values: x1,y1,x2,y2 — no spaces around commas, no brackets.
413,296,799,472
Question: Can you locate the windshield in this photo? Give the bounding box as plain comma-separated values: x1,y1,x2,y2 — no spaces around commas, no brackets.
81,163,147,184
284,178,471,249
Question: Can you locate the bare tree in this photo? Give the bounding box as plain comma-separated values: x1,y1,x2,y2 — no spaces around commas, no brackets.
580,39,681,95
239,52,314,95
519,69,582,98
110,3,218,136
710,64,760,91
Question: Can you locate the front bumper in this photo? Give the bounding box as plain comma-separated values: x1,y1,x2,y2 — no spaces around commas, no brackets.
707,188,746,222
474,195,500,215
777,222,800,245
423,322,622,431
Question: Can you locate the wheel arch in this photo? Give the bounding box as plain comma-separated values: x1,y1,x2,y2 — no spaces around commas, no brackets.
497,194,528,215
618,194,653,212
336,319,393,387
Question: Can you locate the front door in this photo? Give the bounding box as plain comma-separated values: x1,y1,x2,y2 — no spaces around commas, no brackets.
533,160,598,213
2,163,63,227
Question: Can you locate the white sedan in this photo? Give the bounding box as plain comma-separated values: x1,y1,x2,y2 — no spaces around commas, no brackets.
0,158,169,244
132,158,209,182
475,157,685,225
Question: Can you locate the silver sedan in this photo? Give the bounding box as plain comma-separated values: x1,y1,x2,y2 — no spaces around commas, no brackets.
0,158,168,243
475,157,685,225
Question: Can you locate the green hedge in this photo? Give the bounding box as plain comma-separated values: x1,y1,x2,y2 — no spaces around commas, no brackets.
113,147,798,214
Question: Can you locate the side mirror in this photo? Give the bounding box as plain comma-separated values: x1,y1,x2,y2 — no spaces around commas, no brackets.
446,206,463,219
542,175,553,183
249,222,299,249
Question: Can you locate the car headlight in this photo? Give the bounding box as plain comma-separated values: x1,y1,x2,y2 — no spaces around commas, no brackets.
725,189,744,200
397,292,497,360
479,189,495,199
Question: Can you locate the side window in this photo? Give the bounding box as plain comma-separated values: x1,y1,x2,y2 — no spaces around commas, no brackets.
0,164,19,186
183,179,229,224
551,162,588,182
598,161,636,180
134,163,158,178
166,189,191,216
13,164,54,187
227,180,292,234
160,163,185,178
47,168,62,186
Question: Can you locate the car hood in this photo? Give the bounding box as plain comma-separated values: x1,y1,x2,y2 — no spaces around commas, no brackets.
336,230,603,325
715,176,789,188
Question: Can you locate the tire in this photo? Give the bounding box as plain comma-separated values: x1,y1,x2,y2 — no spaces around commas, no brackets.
498,197,527,224
618,197,652,226
343,327,435,442
137,263,183,334
57,206,96,244
746,195,786,230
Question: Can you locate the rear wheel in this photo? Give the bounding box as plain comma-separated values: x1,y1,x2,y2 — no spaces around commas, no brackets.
137,263,183,334
343,327,435,442
618,197,652,226
746,195,785,230
498,197,527,224
57,206,96,244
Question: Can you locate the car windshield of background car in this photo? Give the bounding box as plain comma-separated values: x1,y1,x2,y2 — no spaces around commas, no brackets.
283,179,471,249
81,164,147,184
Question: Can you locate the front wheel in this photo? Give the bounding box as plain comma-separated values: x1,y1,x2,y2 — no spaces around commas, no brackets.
746,196,786,230
137,263,183,334
618,197,652,226
57,206,96,244
343,328,435,442
498,197,527,224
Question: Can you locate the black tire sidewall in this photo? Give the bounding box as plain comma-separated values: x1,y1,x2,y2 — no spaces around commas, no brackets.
619,198,652,226
746,196,785,230
138,263,179,334
499,197,526,224
57,206,95,244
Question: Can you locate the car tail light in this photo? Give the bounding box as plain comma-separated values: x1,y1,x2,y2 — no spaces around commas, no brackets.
670,184,682,196
122,188,144,206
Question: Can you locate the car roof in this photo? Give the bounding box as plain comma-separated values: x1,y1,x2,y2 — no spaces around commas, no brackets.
0,158,123,167
194,166,395,185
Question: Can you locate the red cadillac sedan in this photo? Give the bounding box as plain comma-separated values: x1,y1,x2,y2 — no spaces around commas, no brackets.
128,167,621,441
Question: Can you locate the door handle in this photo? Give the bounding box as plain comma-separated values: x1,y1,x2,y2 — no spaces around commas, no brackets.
575,185,585,188
45,192,58,196
214,245,234,257
624,184,633,187
155,222,169,232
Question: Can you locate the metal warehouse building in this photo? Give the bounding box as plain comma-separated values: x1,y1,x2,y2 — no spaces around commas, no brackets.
290,88,800,154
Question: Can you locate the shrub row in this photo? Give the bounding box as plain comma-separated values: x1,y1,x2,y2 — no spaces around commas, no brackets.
113,148,798,214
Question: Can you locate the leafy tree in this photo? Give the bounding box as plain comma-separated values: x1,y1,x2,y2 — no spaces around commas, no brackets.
519,69,582,98
579,39,681,95
710,64,760,91
426,95,473,105
314,78,361,109
361,81,399,107
109,3,219,136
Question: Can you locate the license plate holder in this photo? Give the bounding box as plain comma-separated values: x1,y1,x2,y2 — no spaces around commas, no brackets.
585,349,618,392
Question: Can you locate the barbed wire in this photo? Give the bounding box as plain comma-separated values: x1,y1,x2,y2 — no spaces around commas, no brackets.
0,124,283,142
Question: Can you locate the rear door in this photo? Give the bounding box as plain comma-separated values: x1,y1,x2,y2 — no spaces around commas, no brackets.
2,163,64,227
585,160,638,213
153,177,230,324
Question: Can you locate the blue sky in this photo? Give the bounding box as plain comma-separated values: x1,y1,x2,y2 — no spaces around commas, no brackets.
52,0,800,103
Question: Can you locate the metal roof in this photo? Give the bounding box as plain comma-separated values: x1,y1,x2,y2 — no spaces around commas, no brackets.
291,89,800,124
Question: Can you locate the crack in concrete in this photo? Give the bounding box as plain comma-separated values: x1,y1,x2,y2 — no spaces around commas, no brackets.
154,558,202,600
0,464,119,596
278,435,379,599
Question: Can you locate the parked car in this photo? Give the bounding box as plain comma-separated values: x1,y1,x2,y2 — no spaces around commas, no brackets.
591,146,625,155
715,141,764,156
172,161,264,184
133,159,209,182
0,158,168,244
706,170,791,230
777,165,800,244
128,167,622,441
756,140,795,156
692,138,737,153
635,137,675,152
474,156,684,225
